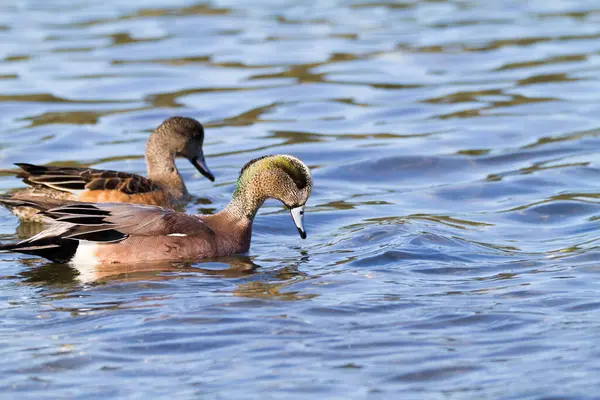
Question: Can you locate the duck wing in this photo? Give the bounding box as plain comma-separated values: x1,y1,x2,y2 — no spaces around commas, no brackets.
14,163,160,195
0,200,215,263
42,202,215,240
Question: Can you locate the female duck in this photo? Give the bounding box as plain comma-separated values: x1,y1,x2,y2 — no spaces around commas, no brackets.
2,116,214,221
0,154,312,265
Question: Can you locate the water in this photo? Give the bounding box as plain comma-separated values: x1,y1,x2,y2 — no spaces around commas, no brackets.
0,0,599,398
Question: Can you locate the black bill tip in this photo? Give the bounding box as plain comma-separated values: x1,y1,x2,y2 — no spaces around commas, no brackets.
191,157,215,182
297,228,307,239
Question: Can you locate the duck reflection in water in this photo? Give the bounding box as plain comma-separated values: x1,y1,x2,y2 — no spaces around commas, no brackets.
18,255,316,301
19,255,261,285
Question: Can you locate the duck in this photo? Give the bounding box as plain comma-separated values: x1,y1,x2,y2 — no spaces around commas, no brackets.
0,154,312,265
1,116,215,222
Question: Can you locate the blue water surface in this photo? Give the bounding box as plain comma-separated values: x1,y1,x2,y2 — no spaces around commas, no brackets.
1,0,600,398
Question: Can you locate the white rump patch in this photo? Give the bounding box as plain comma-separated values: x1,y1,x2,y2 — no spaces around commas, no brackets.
70,242,99,267
167,233,187,237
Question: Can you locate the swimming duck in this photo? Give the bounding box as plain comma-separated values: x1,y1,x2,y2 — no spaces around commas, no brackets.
2,116,214,222
0,154,312,265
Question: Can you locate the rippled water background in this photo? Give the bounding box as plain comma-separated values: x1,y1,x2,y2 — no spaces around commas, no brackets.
1,0,600,398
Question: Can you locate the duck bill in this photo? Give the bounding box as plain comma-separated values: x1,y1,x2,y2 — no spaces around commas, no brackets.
290,205,307,239
190,155,215,182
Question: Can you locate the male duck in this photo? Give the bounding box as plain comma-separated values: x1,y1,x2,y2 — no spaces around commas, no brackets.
0,154,312,265
2,116,214,221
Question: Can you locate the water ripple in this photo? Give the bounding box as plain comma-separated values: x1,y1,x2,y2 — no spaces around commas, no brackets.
0,0,599,398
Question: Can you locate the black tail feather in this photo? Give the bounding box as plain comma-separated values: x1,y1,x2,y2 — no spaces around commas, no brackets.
14,163,80,176
15,163,46,174
52,215,113,226
67,229,126,242
48,207,110,216
0,196,48,212
0,238,78,264
0,199,129,263
0,196,69,217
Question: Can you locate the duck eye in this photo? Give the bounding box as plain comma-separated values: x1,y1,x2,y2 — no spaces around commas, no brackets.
300,210,304,215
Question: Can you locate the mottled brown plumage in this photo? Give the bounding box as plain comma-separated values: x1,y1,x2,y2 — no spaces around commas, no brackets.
2,116,215,222
0,155,312,265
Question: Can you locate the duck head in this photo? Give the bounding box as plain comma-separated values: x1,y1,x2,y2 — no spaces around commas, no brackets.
232,154,312,239
147,116,215,182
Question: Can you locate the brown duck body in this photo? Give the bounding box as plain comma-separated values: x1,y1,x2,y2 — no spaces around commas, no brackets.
2,116,214,222
84,209,252,264
9,169,172,222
